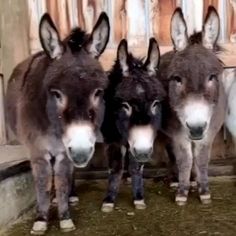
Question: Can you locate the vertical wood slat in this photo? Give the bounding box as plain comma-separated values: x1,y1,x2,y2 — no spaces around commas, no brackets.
0,75,6,145
126,0,147,47
1,0,30,143
228,0,236,43
203,0,219,14
110,0,127,46
28,0,46,54
78,0,106,33
182,0,203,35
150,0,177,46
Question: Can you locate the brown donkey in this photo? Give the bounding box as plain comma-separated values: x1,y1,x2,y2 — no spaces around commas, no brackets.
159,6,226,206
6,12,110,234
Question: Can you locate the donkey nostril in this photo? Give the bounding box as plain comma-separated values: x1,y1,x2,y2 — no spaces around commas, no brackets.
68,147,72,154
186,122,207,139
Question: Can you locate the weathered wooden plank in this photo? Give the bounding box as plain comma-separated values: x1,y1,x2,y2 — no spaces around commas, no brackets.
28,0,46,54
228,0,236,43
79,0,106,33
0,75,6,145
203,0,219,14
182,0,203,35
126,0,147,47
110,0,127,46
46,0,59,28
1,0,30,87
56,0,71,38
150,0,177,46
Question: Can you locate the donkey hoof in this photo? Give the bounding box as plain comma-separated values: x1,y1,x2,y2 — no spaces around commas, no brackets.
60,219,76,232
30,221,47,235
175,194,187,206
69,196,79,206
134,200,146,210
200,193,211,204
101,202,114,213
170,182,179,188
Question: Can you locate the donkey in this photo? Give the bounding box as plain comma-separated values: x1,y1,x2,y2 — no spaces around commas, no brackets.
6,12,110,234
159,6,226,206
101,38,166,212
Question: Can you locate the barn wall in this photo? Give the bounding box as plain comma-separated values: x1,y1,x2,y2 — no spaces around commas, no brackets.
0,0,236,165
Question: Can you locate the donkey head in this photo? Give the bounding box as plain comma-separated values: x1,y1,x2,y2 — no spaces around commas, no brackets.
167,6,223,140
114,38,165,162
39,13,110,167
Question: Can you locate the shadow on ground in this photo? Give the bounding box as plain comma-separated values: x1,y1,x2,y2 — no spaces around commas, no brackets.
5,178,236,236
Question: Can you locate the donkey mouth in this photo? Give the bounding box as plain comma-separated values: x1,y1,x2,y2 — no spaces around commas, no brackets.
69,153,93,168
130,152,152,163
189,135,204,141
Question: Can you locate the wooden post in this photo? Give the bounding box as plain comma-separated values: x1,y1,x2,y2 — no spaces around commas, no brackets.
0,0,30,143
0,74,6,145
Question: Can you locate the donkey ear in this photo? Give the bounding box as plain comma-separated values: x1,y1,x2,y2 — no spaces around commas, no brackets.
144,38,160,76
117,39,129,76
39,13,64,59
202,6,220,50
171,8,188,51
87,12,110,58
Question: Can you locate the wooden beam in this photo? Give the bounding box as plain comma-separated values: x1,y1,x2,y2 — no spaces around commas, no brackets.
1,0,30,88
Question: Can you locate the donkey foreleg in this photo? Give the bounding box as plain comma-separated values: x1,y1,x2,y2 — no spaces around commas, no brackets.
31,155,52,235
54,154,75,232
173,139,193,206
193,142,211,204
101,144,124,212
129,156,146,210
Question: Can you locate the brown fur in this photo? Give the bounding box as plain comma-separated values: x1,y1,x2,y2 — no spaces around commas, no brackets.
6,12,110,233
158,6,227,204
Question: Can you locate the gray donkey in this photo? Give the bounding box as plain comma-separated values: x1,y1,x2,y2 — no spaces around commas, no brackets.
6,12,110,234
159,6,226,206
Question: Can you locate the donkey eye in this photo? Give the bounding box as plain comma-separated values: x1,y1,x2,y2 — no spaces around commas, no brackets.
208,75,217,82
121,102,132,116
94,88,104,97
151,100,160,115
173,76,182,84
88,109,95,121
50,89,62,100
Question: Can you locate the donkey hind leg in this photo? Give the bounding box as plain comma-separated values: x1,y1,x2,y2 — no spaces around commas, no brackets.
54,154,75,232
174,140,193,206
101,144,125,213
129,155,146,210
30,155,52,235
193,143,211,204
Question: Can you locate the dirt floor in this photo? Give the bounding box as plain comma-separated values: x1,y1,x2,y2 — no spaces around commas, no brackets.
4,178,236,236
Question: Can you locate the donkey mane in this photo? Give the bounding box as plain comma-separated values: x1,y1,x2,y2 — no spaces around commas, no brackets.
107,52,165,102
188,31,223,53
65,27,90,52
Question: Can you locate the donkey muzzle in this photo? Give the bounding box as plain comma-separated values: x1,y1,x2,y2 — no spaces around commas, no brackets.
131,147,153,163
186,122,207,140
68,147,94,168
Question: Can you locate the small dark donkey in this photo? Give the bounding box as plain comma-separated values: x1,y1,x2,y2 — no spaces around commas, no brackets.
101,38,166,212
6,12,110,234
159,6,226,206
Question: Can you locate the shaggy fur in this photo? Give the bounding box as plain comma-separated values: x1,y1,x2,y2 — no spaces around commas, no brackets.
6,12,110,234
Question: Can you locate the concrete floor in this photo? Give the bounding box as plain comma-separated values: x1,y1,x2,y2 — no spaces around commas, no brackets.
4,178,236,236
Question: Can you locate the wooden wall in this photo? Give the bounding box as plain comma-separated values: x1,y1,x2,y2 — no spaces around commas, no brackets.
1,0,236,165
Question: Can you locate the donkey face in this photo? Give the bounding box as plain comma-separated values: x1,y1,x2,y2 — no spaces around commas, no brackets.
39,13,110,167
114,39,165,162
168,7,223,140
